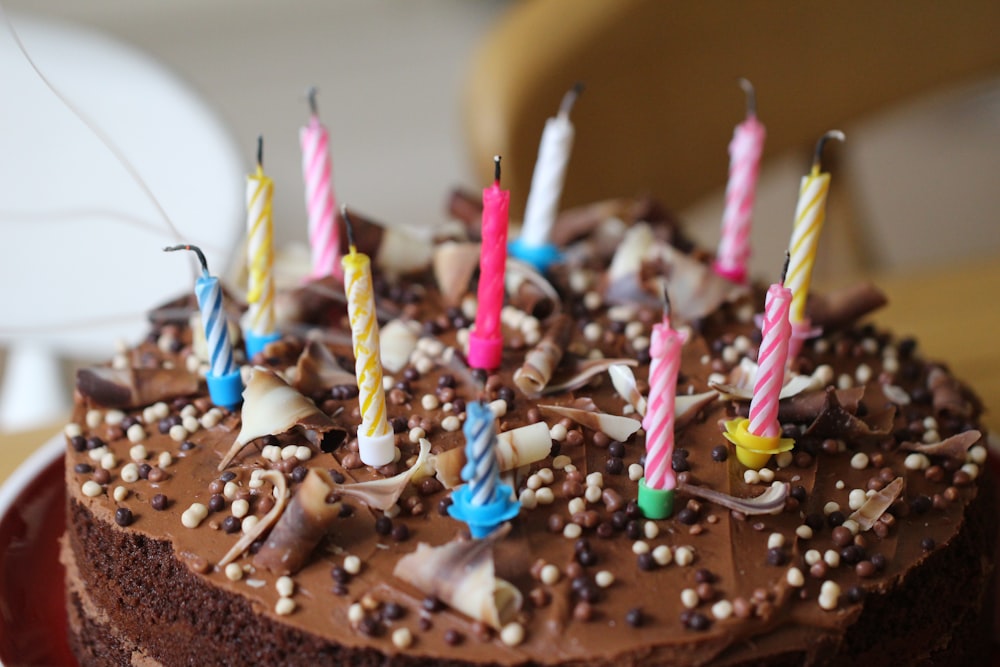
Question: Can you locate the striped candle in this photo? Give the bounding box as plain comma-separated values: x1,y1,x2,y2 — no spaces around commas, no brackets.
246,139,276,339
714,79,766,285
342,241,393,456
461,401,499,506
747,282,793,437
785,130,844,325
300,88,341,280
642,320,682,491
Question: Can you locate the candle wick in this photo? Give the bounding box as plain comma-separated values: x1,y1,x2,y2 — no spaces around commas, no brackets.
659,279,672,318
493,155,502,183
559,81,585,116
256,135,264,169
812,129,846,169
738,77,757,117
164,243,209,275
341,205,357,252
780,251,790,286
307,86,319,116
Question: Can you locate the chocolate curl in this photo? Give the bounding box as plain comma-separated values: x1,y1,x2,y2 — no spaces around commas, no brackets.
219,470,289,567
538,405,640,442
901,429,981,460
292,338,356,395
778,386,864,423
927,366,973,418
608,364,647,416
329,438,431,510
446,187,484,241
849,477,903,531
544,356,639,395
435,421,552,488
513,314,573,397
251,469,339,575
433,242,481,306
806,282,888,330
677,480,788,516
505,260,560,320
219,368,344,470
76,366,201,409
804,387,895,439
392,525,522,629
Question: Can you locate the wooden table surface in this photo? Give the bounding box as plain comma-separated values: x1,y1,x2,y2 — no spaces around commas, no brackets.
2,256,998,485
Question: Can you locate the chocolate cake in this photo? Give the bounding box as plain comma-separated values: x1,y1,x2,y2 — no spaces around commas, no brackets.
63,196,996,666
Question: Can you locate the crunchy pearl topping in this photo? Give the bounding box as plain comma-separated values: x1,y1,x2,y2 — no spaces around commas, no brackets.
595,570,615,588
818,581,841,610
343,555,362,575
674,546,695,567
275,597,296,615
680,588,699,609
652,545,673,566
224,563,243,581
112,486,128,502
181,503,208,528
540,564,561,585
711,600,734,620
82,480,103,497
121,463,139,484
850,452,870,470
786,567,805,587
391,627,413,649
500,622,525,647
276,576,295,598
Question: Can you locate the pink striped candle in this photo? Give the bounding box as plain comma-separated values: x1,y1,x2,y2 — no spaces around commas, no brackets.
300,88,342,281
468,156,510,370
714,79,766,285
747,281,793,438
642,320,682,492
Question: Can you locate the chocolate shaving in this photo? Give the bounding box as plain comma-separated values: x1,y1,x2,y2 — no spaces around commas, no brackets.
330,438,431,510
506,259,561,320
392,525,522,629
250,469,337,575
778,386,865,423
378,319,421,374
927,366,973,419
445,187,484,241
806,282,888,330
219,368,344,470
901,429,982,460
804,387,894,439
76,366,201,409
219,470,289,567
544,357,639,395
649,242,749,322
293,339,356,395
435,421,551,488
677,480,788,515
608,364,647,416
513,314,573,397
849,477,903,531
433,242,481,306
538,405,641,442
710,358,819,402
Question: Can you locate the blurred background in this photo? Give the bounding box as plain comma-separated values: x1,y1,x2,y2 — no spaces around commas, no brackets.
1,0,999,434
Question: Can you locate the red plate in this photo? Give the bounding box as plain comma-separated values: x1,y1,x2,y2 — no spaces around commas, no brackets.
0,437,75,666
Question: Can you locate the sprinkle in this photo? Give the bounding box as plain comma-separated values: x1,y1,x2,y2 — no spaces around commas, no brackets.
961,462,980,480
281,445,298,461
823,550,840,568
181,503,208,528
242,515,260,533
675,546,695,567
628,463,644,481
775,451,794,468
680,588,699,609
535,487,555,505
786,567,805,587
631,540,650,555
500,622,525,647
518,488,538,509
563,523,582,539
223,481,239,500
536,468,554,485
552,455,572,470
391,627,413,649
585,485,603,504
527,474,544,491
295,446,313,462
224,563,243,581
567,497,586,515
348,603,365,624
82,480,103,497
757,467,775,483
818,581,841,610
855,363,873,384
743,469,760,485
836,374,853,390
231,499,250,518
540,564,561,585
168,424,188,442
262,445,281,462
796,525,814,540
711,600,734,620
823,501,840,516
113,486,128,502
904,453,930,471
100,452,117,470
85,409,102,429
276,576,295,597
421,394,440,410
652,545,673,566
64,423,84,438
88,446,108,462
969,445,988,465
129,444,148,461
489,400,508,418
848,489,868,511
344,555,362,575
275,597,296,615
643,521,660,540
158,451,173,469
595,570,615,588
850,452,869,470
767,533,785,549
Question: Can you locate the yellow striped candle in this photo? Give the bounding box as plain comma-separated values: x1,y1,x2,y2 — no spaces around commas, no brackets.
245,137,277,356
785,131,845,326
342,235,394,466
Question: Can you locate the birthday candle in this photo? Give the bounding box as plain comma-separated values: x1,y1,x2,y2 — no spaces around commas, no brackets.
642,320,682,492
785,130,845,326
461,401,499,506
747,281,793,438
246,137,277,342
164,245,242,409
518,83,582,248
468,156,510,370
341,212,394,466
714,79,766,285
300,88,342,281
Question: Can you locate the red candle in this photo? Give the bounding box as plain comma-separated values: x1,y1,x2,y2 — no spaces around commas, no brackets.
468,156,510,370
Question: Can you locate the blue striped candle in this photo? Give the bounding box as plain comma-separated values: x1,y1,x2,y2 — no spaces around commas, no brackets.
461,401,498,506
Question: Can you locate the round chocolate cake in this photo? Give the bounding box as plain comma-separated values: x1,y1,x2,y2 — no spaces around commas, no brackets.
63,196,996,666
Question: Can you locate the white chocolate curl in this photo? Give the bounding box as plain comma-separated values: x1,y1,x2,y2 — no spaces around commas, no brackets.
393,526,522,629
435,421,552,488
220,368,342,470
609,364,647,416
513,314,572,397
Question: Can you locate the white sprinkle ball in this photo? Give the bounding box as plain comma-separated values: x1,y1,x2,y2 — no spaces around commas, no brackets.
536,468,554,485
786,567,805,587
275,597,296,616
82,480,103,498
85,409,102,429
441,416,462,432
535,487,555,505
113,486,128,502
643,521,660,540
850,452,870,470
652,545,673,566
518,488,538,510
100,451,117,471
549,423,568,441
680,588,699,609
223,481,239,500
823,550,841,568
767,533,785,550
344,555,362,575
169,424,188,442
674,546,695,567
595,570,616,588
276,576,295,598
121,463,139,484
231,499,250,519
241,515,260,534
500,622,525,647
391,627,413,649
849,489,868,511
348,603,365,624
64,422,83,438
743,469,761,485
562,523,582,540
181,503,208,528
585,485,603,504
540,564,561,585
552,454,572,470
757,467,775,483
711,600,734,620
126,424,147,443
158,451,174,469
567,497,586,515
628,463,644,481
795,524,814,540
224,563,243,581
631,541,650,555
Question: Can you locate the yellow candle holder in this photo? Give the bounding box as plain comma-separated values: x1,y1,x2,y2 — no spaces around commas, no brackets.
723,418,795,470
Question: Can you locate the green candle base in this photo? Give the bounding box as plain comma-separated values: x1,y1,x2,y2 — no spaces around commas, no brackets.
637,477,674,520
